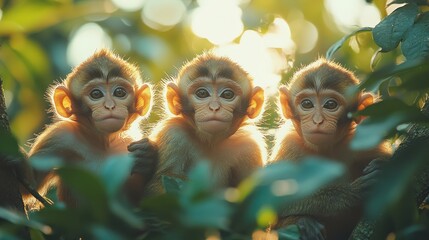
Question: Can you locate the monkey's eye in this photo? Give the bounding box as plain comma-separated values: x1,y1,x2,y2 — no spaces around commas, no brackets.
90,89,104,99
195,88,210,98
220,89,235,100
323,99,338,110
300,99,314,109
113,87,127,98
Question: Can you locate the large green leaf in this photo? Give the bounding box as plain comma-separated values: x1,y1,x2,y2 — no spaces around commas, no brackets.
0,129,20,157
180,197,231,229
232,158,344,230
0,207,50,234
401,12,429,60
366,137,429,219
351,98,427,150
372,3,418,51
100,154,134,196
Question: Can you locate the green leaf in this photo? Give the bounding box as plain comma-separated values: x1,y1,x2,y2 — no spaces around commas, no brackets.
0,207,51,234
57,166,109,221
326,27,373,60
100,154,134,196
180,197,231,229
277,224,301,240
401,12,429,60
389,0,428,5
359,57,428,92
351,98,427,150
233,158,344,230
372,3,418,51
162,175,185,194
366,137,429,219
90,225,125,240
29,155,64,171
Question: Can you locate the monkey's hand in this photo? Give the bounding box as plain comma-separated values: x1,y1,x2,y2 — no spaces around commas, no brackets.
352,158,387,196
128,138,159,179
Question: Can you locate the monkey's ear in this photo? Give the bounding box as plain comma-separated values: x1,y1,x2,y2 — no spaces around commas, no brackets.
247,86,264,119
355,92,374,123
53,86,73,118
136,84,152,117
279,86,293,119
166,82,182,115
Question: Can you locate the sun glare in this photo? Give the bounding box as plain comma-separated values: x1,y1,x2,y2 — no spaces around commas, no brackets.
67,23,112,67
325,0,381,32
141,0,186,31
213,17,295,96
190,0,243,45
111,0,146,12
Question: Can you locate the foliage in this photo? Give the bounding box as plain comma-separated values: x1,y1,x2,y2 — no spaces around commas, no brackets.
0,156,344,239
329,0,429,239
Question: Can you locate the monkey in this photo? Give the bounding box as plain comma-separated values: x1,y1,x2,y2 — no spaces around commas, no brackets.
24,49,155,209
269,58,391,240
140,52,267,195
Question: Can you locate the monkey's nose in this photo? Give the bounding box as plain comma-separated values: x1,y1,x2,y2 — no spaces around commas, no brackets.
209,101,220,111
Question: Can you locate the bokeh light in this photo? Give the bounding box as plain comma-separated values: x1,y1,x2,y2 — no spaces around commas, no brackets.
111,0,146,12
325,0,381,32
213,17,295,96
141,0,186,31
67,23,112,67
190,0,244,45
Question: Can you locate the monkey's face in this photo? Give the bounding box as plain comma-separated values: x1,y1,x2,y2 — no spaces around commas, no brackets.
82,78,135,134
293,89,348,147
187,77,244,136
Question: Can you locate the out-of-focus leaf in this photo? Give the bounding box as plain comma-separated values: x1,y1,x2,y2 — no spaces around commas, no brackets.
366,137,429,219
0,208,51,234
110,200,144,229
57,167,109,221
277,224,300,240
359,57,428,92
389,0,429,5
31,206,83,234
351,98,427,150
90,225,125,240
140,193,181,219
233,158,344,230
0,231,20,240
326,27,373,60
180,197,231,229
29,155,64,171
100,154,134,196
401,12,429,60
373,3,418,51
162,175,185,195
181,160,215,200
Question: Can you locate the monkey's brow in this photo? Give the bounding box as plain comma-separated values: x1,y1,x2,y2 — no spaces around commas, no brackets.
107,67,126,80
190,66,235,81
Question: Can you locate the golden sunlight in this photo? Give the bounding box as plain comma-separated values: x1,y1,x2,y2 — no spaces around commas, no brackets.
141,0,186,31
190,0,243,45
213,17,295,96
325,0,381,32
67,23,112,66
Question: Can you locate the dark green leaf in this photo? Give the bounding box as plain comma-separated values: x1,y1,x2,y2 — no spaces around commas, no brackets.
389,0,428,6
90,226,125,240
326,27,373,60
366,137,429,219
359,57,428,92
0,207,50,234
401,12,429,60
351,98,427,150
29,155,64,171
373,3,418,51
57,167,109,221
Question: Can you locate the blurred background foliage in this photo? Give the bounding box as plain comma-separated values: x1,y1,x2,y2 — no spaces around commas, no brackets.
2,0,429,239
